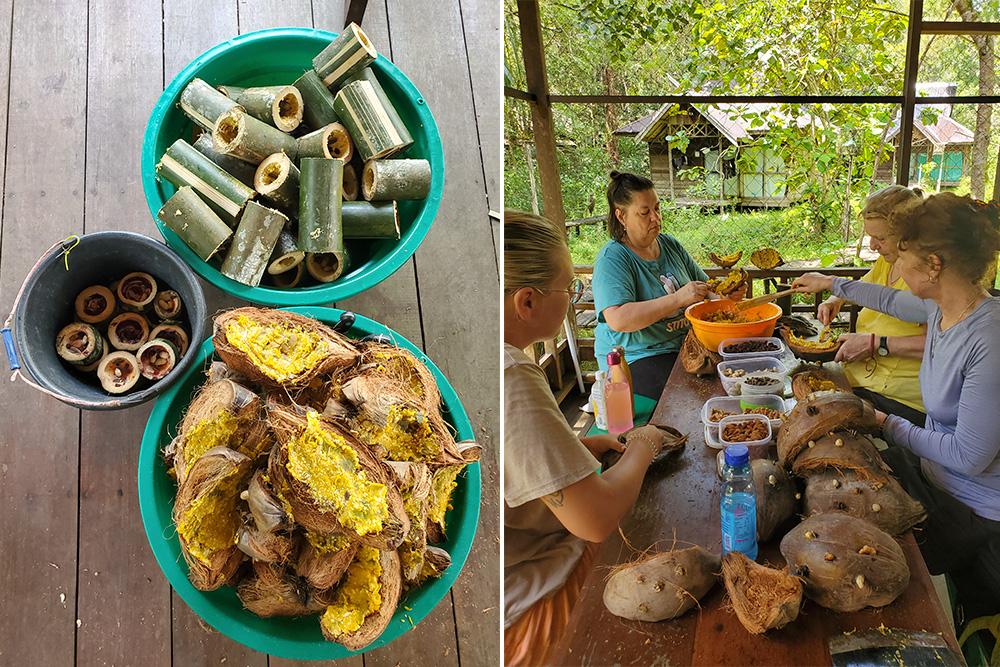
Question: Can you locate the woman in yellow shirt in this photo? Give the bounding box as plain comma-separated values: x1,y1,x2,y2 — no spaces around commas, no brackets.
817,185,927,425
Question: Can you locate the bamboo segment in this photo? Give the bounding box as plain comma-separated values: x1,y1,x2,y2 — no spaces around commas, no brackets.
150,323,189,357
98,351,140,394
306,250,350,283
220,202,288,287
157,139,256,225
342,163,359,201
254,153,300,214
154,290,183,320
217,85,244,99
157,186,233,261
227,85,304,132
56,323,104,365
267,229,305,275
180,78,243,131
342,201,400,239
137,338,178,380
108,312,151,352
312,23,377,89
362,159,431,201
333,79,413,161
298,158,344,255
212,109,298,166
74,286,116,324
192,132,257,187
270,262,304,288
296,123,353,161
117,272,158,311
293,70,340,129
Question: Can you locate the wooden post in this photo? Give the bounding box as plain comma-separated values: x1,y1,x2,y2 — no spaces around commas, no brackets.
993,141,1000,200
667,142,676,201
897,0,924,186
517,0,567,226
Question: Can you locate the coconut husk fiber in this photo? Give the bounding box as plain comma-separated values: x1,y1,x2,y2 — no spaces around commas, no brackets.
680,329,721,377
350,342,442,414
296,536,359,590
790,368,852,401
237,561,313,618
751,459,798,541
266,404,410,550
603,545,720,622
213,307,359,386
777,392,878,467
387,461,435,584
722,552,803,634
803,469,927,535
779,512,910,612
319,547,402,650
236,523,299,564
172,447,253,591
790,432,892,484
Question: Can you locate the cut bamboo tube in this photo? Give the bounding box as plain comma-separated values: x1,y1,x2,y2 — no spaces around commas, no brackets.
306,250,350,283
78,336,110,372
216,85,243,98
312,23,377,89
157,186,233,261
157,138,256,226
333,79,413,161
267,228,305,275
254,152,300,215
223,85,303,132
56,323,104,365
270,261,304,288
212,108,298,166
192,132,257,187
298,158,344,255
153,290,183,320
180,78,242,131
108,312,150,352
342,163,359,200
342,201,399,239
296,122,353,161
74,286,116,324
117,272,158,311
293,69,340,129
137,338,178,380
362,158,431,201
150,323,189,357
220,201,288,286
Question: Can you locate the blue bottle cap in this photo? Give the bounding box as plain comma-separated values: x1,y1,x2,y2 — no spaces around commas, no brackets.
724,445,749,466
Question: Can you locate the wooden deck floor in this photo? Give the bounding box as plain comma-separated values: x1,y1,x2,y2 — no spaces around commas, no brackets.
0,1,500,665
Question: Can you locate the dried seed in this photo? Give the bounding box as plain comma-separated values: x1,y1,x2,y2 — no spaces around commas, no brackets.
114,368,122,378
835,438,844,447
653,581,664,592
808,440,815,448
831,479,841,489
859,545,877,556
674,565,686,577
804,530,817,540
768,474,777,486
638,603,649,613
795,492,802,500
824,552,835,561
855,574,866,589
871,503,881,512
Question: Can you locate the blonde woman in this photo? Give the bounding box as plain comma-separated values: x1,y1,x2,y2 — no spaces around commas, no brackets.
504,210,673,666
818,185,927,425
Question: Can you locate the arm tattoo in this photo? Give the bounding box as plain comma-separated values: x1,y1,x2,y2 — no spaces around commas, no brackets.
543,489,565,508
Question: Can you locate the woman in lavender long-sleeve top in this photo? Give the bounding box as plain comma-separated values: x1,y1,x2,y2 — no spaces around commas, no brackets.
793,192,1000,618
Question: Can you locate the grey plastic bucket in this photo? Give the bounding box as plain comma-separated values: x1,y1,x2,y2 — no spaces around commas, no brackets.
4,231,207,410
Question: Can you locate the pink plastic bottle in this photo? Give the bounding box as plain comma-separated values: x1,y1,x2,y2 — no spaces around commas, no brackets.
605,351,634,434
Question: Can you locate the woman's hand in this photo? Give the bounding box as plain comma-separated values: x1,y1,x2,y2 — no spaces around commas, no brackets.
834,333,874,363
580,434,626,459
817,298,842,326
675,280,710,307
792,272,835,294
723,283,748,301
874,409,888,427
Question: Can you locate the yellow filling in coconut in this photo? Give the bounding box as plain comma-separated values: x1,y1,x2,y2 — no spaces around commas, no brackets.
414,554,443,587
307,531,354,554
286,412,389,535
181,412,239,475
176,473,244,564
428,464,464,526
400,545,423,576
224,315,332,381
372,351,425,398
360,405,441,462
320,546,382,637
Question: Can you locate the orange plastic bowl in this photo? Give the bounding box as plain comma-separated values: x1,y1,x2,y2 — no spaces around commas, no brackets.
684,301,782,351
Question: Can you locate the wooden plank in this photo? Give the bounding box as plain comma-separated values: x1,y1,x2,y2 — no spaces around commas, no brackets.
74,1,171,665
896,0,923,185
236,0,311,32
0,1,84,665
387,2,501,665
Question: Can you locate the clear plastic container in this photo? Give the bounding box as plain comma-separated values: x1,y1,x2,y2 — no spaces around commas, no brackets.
718,337,785,361
718,414,773,447
701,395,786,442
740,373,785,396
717,356,786,396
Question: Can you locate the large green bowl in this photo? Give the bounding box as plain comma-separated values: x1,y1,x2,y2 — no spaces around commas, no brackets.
138,307,479,660
140,28,444,306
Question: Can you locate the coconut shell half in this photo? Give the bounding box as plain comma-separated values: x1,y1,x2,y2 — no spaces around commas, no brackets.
603,545,720,621
237,561,313,618
296,537,359,590
213,307,359,386
779,512,910,612
722,552,802,634
751,459,798,542
320,547,402,650
790,432,892,484
680,329,721,377
803,469,927,535
777,392,878,467
790,368,852,401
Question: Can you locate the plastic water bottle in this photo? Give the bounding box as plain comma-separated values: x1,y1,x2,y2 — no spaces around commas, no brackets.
720,445,758,560
605,351,634,434
590,370,608,431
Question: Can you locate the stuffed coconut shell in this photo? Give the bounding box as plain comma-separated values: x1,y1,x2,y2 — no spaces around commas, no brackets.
237,561,313,618
603,545,720,621
213,307,359,386
791,432,892,484
172,447,253,591
296,536,359,590
680,329,721,377
707,268,749,296
267,404,410,550
709,250,743,269
779,513,910,612
722,552,802,634
777,392,878,467
751,459,798,541
750,247,784,270
790,368,852,401
351,342,442,413
803,469,927,535
319,547,402,650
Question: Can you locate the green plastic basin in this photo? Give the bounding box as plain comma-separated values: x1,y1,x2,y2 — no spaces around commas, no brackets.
138,307,479,660
141,28,444,306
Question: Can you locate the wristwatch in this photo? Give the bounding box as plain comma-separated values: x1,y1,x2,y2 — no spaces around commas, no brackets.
877,336,889,357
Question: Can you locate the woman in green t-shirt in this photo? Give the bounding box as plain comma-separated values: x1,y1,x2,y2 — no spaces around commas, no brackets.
592,171,743,398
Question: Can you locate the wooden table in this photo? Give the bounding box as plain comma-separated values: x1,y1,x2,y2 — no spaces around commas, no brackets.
0,2,499,665
552,362,962,666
